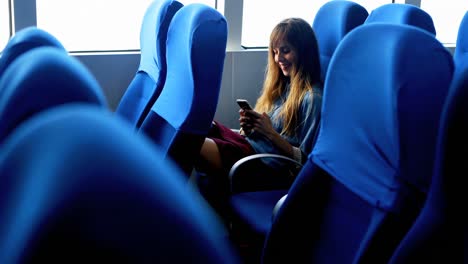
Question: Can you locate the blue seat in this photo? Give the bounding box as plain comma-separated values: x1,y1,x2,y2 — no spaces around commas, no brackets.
0,27,66,77
115,0,183,129
260,23,453,263
0,105,240,264
139,3,228,177
387,48,468,264
453,11,468,68
364,3,436,35
0,47,107,144
313,0,368,82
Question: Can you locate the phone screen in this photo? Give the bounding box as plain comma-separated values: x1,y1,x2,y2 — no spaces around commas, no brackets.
236,99,252,110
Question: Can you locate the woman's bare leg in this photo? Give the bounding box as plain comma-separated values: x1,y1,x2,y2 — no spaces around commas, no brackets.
197,138,230,226
199,138,223,172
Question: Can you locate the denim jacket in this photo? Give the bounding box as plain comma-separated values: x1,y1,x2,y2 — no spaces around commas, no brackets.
246,85,322,167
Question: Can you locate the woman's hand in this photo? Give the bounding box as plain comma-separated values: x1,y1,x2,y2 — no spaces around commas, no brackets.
242,110,296,159
239,110,277,140
239,109,254,135
247,111,276,139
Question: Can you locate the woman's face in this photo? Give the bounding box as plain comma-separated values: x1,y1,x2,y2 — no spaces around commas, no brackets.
273,39,297,77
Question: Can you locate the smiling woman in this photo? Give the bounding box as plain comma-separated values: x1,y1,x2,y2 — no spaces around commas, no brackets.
196,19,323,229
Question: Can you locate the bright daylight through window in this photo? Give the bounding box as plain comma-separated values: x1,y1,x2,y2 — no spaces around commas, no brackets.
0,1,10,52
242,0,395,48
36,0,216,52
420,0,467,44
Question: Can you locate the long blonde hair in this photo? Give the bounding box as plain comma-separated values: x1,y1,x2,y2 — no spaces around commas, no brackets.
255,18,321,136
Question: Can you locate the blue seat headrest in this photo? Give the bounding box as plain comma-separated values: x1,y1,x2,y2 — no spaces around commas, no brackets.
0,27,66,76
365,3,436,35
311,23,453,211
0,104,239,263
0,47,107,144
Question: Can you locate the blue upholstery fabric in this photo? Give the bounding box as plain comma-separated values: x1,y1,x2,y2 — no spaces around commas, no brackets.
0,105,240,264
116,0,183,128
313,0,368,82
139,3,227,176
454,11,468,68
228,156,301,262
261,23,454,263
364,3,436,35
388,52,468,264
0,47,107,144
312,23,452,207
0,27,65,77
231,190,288,236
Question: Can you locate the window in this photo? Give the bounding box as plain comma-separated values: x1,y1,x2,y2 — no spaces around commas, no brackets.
420,0,467,44
36,0,216,52
352,0,392,13
0,1,10,52
241,0,391,48
180,0,216,7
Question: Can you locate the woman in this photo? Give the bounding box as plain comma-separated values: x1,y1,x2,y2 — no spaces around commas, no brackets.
198,17,322,178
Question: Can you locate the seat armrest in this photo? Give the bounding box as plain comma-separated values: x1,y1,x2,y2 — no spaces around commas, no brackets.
229,153,302,194
272,194,288,221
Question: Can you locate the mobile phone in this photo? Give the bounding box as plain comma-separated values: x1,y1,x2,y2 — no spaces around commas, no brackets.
236,99,253,110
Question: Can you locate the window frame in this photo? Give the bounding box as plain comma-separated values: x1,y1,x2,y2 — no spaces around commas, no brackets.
8,0,458,54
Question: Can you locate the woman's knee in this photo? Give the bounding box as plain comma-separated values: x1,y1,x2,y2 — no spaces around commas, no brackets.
200,138,223,170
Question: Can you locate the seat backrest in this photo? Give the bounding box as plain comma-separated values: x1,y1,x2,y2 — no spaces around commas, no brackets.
261,23,453,263
115,0,183,129
0,27,65,77
388,50,468,264
364,3,436,35
453,11,468,68
0,47,108,144
139,3,228,176
0,105,240,264
312,0,368,82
